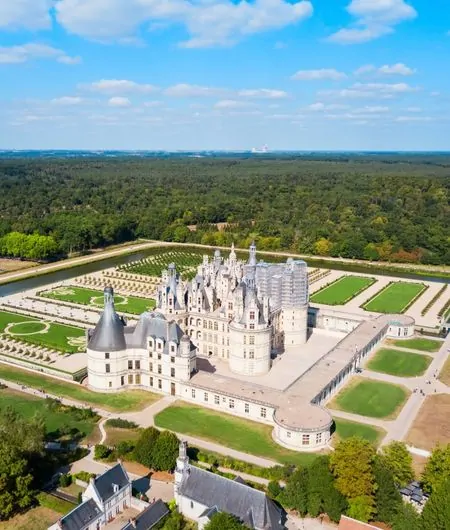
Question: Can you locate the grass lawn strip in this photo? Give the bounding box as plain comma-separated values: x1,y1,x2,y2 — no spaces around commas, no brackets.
390,337,443,353
41,286,155,315
0,505,61,530
0,387,98,441
0,364,159,412
439,357,450,386
332,418,385,446
311,276,375,306
367,348,432,377
363,281,426,314
328,377,409,419
155,401,317,466
0,310,85,354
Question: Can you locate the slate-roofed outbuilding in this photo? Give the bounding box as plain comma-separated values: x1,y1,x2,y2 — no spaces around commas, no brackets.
58,498,102,530
94,462,130,502
121,500,169,530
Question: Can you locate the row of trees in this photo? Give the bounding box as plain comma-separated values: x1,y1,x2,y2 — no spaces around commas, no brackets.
0,157,448,264
275,438,450,529
0,232,60,261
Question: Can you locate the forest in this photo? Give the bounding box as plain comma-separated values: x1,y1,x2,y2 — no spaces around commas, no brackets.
0,155,448,264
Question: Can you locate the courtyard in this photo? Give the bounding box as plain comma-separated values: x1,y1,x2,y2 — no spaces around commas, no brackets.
310,275,376,306
367,348,433,377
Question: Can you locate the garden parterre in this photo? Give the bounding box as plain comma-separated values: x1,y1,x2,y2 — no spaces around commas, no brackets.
363,281,427,314
310,275,376,305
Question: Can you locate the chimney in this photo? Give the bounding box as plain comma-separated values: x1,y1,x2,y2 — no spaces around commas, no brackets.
89,476,95,486
129,518,137,528
57,519,63,529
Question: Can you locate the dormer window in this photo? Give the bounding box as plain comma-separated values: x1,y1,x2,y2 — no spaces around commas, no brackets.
250,311,255,320
113,484,119,494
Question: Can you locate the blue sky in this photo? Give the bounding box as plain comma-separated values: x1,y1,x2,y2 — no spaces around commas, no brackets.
1,0,449,150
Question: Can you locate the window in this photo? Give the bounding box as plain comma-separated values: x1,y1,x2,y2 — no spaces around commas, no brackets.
243,335,247,345
260,407,267,418
157,353,162,360
287,432,291,438
158,365,162,374
149,352,153,358
105,364,110,373
228,302,233,310
249,324,255,330
150,377,153,386
203,320,207,329
105,352,110,359
149,362,153,372
191,389,196,398
128,361,133,370
190,501,194,509
171,345,175,352
135,360,140,370
128,374,134,384
302,434,310,445
171,368,175,377
135,374,141,385
243,350,246,359
229,399,235,409
171,356,175,363
121,376,124,386
109,381,112,388
214,395,220,405
208,321,212,329
244,403,249,413
204,392,209,402
249,351,254,359
249,335,255,345
316,433,322,444
214,322,218,331
250,311,255,320
157,342,162,350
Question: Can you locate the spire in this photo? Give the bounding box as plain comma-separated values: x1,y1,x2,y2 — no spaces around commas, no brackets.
229,242,237,262
249,240,257,266
88,285,126,352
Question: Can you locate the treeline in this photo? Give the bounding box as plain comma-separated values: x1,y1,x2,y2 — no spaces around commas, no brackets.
0,232,60,261
0,157,448,264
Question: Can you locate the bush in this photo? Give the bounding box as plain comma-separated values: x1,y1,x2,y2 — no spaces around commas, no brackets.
134,427,160,468
59,473,72,488
106,418,138,429
116,441,135,457
268,481,282,499
94,444,112,460
152,431,179,471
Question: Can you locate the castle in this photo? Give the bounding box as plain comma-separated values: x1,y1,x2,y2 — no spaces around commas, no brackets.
87,244,415,452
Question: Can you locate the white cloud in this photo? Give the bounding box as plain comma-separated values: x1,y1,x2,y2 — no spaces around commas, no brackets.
108,97,131,107
328,0,417,44
144,100,163,108
238,88,288,99
51,96,84,106
353,105,389,113
214,100,252,109
83,79,158,94
354,64,376,76
355,62,415,76
0,43,80,65
306,102,349,111
164,84,228,98
406,106,422,112
0,0,53,30
321,82,418,100
291,68,347,81
55,0,312,48
395,116,433,122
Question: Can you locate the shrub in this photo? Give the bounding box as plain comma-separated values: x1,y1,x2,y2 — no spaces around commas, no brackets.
268,481,282,499
59,473,72,488
134,427,160,468
116,440,135,457
94,444,112,460
106,418,138,429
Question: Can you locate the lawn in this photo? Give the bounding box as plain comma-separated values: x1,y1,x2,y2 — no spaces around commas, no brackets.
363,282,426,314
389,337,443,353
155,402,318,466
328,378,410,419
0,506,61,530
120,250,205,280
105,425,142,446
0,365,160,412
0,388,99,442
41,286,156,315
367,348,432,377
332,418,385,446
310,276,376,306
0,310,86,354
439,357,450,386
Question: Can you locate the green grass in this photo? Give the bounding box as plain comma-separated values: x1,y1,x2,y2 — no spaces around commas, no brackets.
0,388,98,441
328,378,409,419
311,276,376,305
120,250,205,280
0,310,85,354
155,402,318,466
0,365,160,412
41,286,155,315
367,348,433,377
36,492,75,514
363,282,426,313
390,337,443,352
333,418,385,446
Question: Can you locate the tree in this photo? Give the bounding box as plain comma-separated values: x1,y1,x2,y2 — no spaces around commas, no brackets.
380,441,414,487
152,431,179,471
281,467,309,516
267,481,282,499
94,444,111,460
391,503,421,530
373,456,402,523
307,455,346,520
324,485,348,523
422,444,450,494
330,438,376,500
204,512,246,529
421,477,450,530
133,427,160,469
347,495,376,523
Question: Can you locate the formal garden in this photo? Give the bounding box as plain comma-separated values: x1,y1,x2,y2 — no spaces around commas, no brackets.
310,275,376,306
0,309,86,353
328,378,410,419
0,365,160,412
362,281,427,314
332,418,385,446
40,285,156,315
389,337,443,352
367,348,433,377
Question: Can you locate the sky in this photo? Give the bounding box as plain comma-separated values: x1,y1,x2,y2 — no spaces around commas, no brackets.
0,0,449,151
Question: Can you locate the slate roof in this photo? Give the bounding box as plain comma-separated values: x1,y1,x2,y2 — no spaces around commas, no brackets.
59,499,102,530
125,311,185,351
94,462,130,503
179,466,284,530
121,500,169,530
88,287,126,352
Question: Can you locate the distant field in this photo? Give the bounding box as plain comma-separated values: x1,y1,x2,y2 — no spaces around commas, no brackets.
328,378,409,419
363,282,426,313
389,337,443,352
0,310,85,353
41,285,155,315
0,365,159,412
120,250,205,280
367,348,432,377
311,275,376,306
155,402,317,466
333,418,385,446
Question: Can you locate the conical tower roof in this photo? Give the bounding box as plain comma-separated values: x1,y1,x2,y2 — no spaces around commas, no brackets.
88,286,126,352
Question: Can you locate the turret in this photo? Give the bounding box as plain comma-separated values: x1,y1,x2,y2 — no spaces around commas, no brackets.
174,441,190,501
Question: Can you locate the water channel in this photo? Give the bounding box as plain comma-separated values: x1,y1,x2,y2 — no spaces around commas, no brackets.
0,245,448,299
